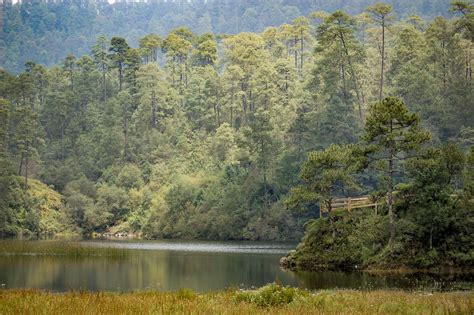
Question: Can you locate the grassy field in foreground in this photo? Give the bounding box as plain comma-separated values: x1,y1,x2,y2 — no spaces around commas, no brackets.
0,285,472,315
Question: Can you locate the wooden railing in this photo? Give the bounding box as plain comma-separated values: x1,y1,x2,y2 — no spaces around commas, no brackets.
320,192,462,216
320,196,379,213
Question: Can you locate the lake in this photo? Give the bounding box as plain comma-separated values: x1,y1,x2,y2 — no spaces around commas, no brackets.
0,240,471,292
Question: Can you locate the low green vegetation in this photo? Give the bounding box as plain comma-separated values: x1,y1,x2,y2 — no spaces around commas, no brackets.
0,240,127,258
235,283,308,307
0,177,73,237
0,284,472,314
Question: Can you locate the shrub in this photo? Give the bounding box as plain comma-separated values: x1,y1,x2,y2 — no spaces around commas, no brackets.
176,288,197,300
234,283,308,307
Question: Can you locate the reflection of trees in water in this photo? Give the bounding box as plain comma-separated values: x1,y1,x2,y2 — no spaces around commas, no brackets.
1,252,471,291
0,251,298,291
293,270,474,291
292,271,404,290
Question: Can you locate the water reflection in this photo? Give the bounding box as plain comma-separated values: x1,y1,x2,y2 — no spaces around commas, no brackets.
82,239,293,254
292,271,473,291
0,240,471,292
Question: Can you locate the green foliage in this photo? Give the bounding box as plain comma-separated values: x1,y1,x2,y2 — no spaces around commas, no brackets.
286,211,367,270
109,37,130,88
451,1,474,40
234,283,307,307
176,288,197,301
0,177,72,236
287,144,362,212
364,97,430,152
364,96,431,244
286,142,474,270
116,164,144,190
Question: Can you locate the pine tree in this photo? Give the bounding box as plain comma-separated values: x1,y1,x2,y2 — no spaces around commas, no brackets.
364,96,430,246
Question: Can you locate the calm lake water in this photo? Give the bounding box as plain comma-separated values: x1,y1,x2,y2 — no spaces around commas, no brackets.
0,240,471,292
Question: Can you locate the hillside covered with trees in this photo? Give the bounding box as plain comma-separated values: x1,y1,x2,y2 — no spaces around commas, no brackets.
1,0,455,72
0,0,472,272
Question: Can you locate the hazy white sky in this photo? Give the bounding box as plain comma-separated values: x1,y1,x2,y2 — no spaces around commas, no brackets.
9,0,195,3
10,0,119,3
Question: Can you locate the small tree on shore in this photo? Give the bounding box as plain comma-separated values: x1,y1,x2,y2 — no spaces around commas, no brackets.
286,144,362,236
363,96,430,246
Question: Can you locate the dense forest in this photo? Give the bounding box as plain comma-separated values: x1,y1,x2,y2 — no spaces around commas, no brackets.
0,0,473,269
1,0,455,72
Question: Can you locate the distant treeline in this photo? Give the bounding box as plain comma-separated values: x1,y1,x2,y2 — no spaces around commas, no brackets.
1,0,453,72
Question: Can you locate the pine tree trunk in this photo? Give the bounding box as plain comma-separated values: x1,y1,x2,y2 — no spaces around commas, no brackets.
388,146,395,246
18,155,23,176
327,199,336,238
294,35,298,69
24,143,29,191
124,115,129,160
341,64,348,102
379,19,385,103
119,63,123,91
151,91,157,129
217,92,221,126
241,82,247,124
61,121,65,161
103,70,107,102
339,32,364,119
300,30,304,70
429,226,433,250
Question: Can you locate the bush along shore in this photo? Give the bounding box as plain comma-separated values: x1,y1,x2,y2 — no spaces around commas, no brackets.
280,205,473,273
0,284,473,315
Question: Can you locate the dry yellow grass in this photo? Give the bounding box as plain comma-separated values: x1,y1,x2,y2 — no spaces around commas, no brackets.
0,288,472,315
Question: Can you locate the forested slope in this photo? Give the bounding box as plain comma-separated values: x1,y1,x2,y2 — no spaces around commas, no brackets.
1,0,454,72
0,2,472,244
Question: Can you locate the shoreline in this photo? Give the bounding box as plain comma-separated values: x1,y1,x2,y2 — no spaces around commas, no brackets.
280,256,474,275
280,263,474,275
